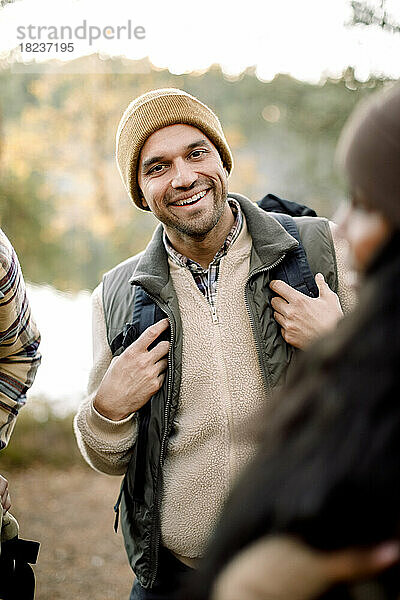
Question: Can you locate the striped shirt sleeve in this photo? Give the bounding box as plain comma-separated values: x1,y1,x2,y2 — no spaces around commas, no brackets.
0,229,41,449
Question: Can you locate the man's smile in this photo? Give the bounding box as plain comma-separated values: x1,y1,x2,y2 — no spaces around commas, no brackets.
170,189,209,208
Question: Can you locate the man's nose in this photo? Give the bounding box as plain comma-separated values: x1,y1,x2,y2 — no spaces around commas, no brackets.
171,158,198,189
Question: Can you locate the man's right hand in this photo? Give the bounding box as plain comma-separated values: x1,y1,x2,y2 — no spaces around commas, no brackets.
93,318,170,421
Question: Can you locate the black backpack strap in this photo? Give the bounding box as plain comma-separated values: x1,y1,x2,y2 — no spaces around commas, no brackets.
269,213,319,298
131,288,166,350
110,287,166,356
258,193,317,217
112,286,169,530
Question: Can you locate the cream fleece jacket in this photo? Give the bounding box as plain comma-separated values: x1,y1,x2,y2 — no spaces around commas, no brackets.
73,216,355,558
161,220,265,557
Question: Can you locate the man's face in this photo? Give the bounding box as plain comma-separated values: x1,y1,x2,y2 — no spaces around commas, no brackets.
137,124,228,240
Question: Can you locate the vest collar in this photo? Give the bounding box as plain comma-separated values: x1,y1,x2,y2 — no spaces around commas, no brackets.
229,193,298,269
129,193,299,296
129,223,169,297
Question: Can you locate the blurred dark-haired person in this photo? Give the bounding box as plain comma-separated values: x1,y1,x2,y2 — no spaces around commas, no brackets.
187,83,400,600
0,228,41,515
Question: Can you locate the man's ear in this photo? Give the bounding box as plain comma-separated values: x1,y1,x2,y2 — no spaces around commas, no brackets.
138,187,149,210
140,196,149,210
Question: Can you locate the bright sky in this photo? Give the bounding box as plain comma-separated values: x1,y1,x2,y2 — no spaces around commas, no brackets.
1,0,400,82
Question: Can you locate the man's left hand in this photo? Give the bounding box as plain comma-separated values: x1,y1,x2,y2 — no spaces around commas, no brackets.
270,273,343,349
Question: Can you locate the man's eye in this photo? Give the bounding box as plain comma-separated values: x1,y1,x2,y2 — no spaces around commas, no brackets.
190,149,207,159
149,164,166,175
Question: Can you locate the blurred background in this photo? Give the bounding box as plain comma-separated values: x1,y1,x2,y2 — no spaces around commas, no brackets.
0,0,399,598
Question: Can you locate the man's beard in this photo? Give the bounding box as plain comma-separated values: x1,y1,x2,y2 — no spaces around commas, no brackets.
164,180,227,240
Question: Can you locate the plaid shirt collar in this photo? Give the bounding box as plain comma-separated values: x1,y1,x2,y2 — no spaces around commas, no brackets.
163,198,243,272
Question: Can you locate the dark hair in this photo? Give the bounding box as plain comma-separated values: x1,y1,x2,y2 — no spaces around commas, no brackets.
187,231,400,600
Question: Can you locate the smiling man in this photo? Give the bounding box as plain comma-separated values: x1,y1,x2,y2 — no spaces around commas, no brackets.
74,88,354,600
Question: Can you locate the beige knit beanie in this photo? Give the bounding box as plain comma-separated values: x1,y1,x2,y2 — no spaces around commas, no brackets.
336,83,400,227
116,88,233,210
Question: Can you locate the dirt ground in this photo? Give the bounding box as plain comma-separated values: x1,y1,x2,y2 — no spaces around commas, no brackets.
2,465,134,600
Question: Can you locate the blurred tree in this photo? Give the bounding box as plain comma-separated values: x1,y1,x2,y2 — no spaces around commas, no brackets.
0,169,63,284
0,105,3,163
350,0,400,33
1,68,163,289
0,57,393,290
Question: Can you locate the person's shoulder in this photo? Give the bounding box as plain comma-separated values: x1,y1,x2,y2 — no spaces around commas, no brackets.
0,229,15,274
292,216,339,291
103,251,145,281
293,215,330,228
293,215,332,243
101,251,146,312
